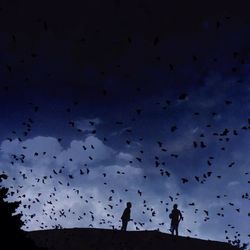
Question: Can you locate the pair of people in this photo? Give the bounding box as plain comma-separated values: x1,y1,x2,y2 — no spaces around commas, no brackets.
120,202,183,236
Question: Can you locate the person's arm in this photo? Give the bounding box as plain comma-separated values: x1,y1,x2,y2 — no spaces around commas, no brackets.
179,211,183,220
121,209,125,219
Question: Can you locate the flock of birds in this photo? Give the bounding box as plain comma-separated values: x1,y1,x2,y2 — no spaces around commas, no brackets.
1,86,250,248
0,5,249,247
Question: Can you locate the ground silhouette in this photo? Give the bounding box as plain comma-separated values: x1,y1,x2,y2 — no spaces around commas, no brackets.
27,228,241,250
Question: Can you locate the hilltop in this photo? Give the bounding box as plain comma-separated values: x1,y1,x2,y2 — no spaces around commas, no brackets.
27,228,240,250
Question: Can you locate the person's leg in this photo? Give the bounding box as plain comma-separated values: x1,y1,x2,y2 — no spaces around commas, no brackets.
176,226,179,236
173,226,176,235
121,220,125,230
174,222,180,236
172,226,175,235
124,220,128,231
170,223,174,235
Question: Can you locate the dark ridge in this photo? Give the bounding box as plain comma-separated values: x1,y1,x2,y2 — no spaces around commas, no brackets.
27,228,240,250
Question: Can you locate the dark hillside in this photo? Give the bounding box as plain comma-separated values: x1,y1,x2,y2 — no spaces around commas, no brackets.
28,228,240,250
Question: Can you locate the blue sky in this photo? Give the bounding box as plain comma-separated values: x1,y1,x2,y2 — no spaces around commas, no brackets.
0,0,250,248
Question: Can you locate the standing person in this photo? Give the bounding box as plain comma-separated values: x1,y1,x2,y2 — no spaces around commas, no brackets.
169,204,183,236
121,202,132,231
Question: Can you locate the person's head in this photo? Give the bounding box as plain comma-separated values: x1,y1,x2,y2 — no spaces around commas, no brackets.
173,204,178,209
127,202,132,208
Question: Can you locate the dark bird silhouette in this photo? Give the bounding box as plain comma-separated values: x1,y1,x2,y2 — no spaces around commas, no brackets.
181,178,188,184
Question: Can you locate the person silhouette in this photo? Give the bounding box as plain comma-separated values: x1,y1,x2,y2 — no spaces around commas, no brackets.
121,202,132,231
169,204,183,236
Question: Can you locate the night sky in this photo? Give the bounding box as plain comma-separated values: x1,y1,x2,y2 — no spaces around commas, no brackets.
0,0,250,247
